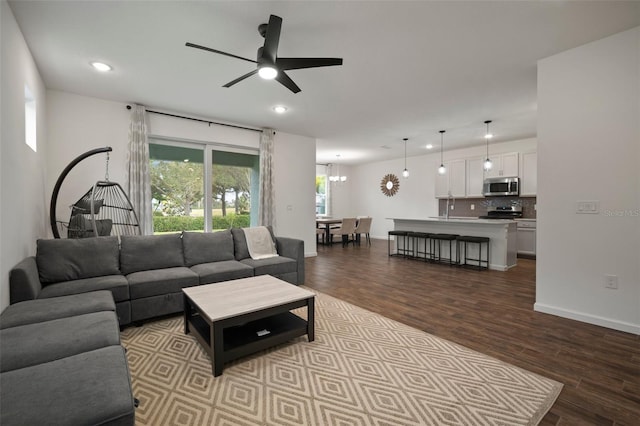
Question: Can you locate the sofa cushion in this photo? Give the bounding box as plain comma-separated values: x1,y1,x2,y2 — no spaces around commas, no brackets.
127,267,199,299
120,234,185,275
190,260,255,285
182,230,235,266
231,227,276,260
0,311,120,372
0,346,135,426
38,275,129,303
0,291,115,329
36,236,120,284
240,256,297,277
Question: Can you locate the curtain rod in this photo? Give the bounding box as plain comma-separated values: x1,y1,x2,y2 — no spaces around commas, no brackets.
126,105,262,133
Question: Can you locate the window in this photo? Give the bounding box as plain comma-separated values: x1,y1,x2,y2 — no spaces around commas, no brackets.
149,144,204,234
316,174,327,215
149,141,259,234
211,150,259,229
24,85,36,152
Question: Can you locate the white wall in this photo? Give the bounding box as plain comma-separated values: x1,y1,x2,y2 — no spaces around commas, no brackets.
342,138,537,240
1,1,49,311
537,27,640,334
273,132,316,256
46,91,317,255
46,90,130,232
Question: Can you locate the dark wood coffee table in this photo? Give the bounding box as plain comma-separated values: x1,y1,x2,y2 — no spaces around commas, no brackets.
183,275,315,376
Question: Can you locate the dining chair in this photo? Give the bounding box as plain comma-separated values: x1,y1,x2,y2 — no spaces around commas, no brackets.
353,216,372,246
316,227,325,244
329,217,358,247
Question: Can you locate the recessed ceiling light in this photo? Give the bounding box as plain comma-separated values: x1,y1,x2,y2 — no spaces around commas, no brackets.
90,62,112,72
273,105,287,114
426,144,433,149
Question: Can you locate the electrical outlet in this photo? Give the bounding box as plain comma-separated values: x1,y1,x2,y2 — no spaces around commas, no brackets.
470,204,475,210
450,205,454,210
604,275,618,289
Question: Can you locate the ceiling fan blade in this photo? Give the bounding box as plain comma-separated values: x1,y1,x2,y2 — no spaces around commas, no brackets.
276,57,343,70
275,70,301,94
186,42,257,64
261,15,282,64
223,69,259,88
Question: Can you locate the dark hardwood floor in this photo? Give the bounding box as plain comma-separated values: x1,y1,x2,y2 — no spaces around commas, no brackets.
305,239,639,425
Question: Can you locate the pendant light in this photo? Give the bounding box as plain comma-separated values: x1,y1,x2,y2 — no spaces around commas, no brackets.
483,120,493,171
437,130,446,175
329,154,347,182
402,138,409,178
438,130,447,175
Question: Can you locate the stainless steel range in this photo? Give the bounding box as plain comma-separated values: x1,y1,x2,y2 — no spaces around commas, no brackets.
479,206,523,220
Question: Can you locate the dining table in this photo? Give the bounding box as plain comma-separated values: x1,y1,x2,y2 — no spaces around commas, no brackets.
315,218,342,245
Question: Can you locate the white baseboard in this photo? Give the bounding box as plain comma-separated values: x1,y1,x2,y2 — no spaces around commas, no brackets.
305,251,318,258
534,303,640,335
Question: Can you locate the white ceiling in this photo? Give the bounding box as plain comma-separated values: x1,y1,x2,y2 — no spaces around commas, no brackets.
9,1,640,165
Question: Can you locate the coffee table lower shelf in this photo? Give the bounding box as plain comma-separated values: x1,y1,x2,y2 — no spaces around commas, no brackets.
186,308,312,376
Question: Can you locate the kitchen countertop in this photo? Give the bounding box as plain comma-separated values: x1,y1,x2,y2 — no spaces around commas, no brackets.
387,217,518,270
387,216,517,225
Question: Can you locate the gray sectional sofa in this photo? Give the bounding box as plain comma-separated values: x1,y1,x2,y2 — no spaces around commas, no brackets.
0,291,135,425
9,228,305,326
1,227,304,426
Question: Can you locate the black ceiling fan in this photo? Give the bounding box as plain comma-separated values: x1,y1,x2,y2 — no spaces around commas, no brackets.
186,14,343,94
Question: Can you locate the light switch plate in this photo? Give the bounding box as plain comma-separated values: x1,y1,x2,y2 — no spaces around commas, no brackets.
576,200,599,214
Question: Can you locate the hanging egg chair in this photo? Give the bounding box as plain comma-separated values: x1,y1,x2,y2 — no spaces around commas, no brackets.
50,147,141,238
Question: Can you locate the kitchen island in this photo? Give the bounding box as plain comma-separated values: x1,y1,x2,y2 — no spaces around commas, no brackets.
388,217,517,271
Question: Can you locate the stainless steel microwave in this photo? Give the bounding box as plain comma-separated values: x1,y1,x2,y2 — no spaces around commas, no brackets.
482,177,519,197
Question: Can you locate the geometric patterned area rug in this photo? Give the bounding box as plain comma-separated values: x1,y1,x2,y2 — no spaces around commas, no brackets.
120,289,562,426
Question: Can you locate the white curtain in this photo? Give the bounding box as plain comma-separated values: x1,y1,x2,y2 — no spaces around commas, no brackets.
126,105,153,235
259,128,275,227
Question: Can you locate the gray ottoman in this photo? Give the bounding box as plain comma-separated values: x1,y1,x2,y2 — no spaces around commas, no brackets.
0,346,135,426
1,311,121,372
0,290,115,329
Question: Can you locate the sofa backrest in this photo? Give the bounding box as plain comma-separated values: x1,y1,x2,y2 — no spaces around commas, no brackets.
182,230,235,266
36,236,121,284
120,234,184,275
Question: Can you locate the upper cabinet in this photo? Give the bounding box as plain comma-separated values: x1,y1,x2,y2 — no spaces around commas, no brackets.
466,157,485,197
520,151,537,196
483,152,519,178
435,159,466,198
434,150,537,198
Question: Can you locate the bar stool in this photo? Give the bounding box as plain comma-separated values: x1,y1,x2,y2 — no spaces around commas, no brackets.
388,230,409,257
457,236,490,270
431,233,459,265
410,232,432,261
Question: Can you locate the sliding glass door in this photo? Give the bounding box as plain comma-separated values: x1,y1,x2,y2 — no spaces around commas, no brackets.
149,140,258,233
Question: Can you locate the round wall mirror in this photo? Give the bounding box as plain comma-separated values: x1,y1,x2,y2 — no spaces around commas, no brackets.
380,174,400,197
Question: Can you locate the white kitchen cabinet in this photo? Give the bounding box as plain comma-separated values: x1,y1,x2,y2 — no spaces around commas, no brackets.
466,157,485,197
484,152,519,178
435,159,466,198
520,151,537,196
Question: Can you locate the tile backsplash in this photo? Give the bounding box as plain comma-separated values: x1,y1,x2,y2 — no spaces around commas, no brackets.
438,197,537,219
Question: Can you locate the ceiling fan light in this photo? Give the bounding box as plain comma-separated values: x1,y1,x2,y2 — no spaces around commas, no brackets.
258,66,278,80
